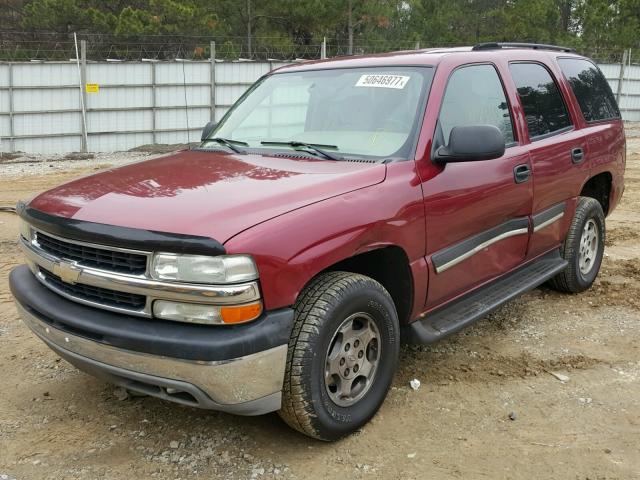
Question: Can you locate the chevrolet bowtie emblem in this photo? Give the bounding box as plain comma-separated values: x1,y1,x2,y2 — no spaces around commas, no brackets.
53,261,81,284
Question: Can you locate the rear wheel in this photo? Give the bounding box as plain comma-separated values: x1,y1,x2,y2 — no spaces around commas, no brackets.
278,271,399,441
548,196,605,293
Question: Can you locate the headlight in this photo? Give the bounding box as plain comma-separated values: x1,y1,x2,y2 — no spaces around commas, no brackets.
19,219,32,242
153,300,263,325
151,253,258,284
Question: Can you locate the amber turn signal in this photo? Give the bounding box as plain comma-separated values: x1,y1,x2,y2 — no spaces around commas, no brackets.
220,302,263,324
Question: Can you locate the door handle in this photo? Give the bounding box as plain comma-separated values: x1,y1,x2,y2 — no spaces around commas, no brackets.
514,164,531,184
571,148,584,164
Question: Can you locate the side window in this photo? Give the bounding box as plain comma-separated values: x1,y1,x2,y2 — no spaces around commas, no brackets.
558,58,620,122
439,64,514,145
509,62,572,139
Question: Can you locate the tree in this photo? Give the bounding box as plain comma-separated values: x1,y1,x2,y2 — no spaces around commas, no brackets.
575,0,640,51
9,0,640,60
21,0,116,33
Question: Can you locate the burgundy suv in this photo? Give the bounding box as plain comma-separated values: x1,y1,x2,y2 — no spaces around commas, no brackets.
10,42,625,440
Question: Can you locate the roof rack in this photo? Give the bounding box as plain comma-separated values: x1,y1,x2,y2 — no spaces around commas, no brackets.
472,42,576,53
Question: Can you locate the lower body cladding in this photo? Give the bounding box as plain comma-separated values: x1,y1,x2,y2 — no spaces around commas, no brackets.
9,265,294,416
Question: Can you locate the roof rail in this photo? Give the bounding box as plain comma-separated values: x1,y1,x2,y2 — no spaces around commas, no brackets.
472,42,576,53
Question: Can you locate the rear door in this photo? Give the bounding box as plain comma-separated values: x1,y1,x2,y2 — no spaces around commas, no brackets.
556,57,626,207
423,63,533,308
508,61,588,259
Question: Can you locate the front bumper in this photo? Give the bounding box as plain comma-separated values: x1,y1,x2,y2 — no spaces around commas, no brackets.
10,265,294,415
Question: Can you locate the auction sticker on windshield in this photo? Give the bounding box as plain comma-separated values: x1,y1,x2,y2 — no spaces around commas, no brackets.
355,74,410,89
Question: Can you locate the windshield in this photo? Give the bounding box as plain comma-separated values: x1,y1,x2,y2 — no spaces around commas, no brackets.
208,66,434,160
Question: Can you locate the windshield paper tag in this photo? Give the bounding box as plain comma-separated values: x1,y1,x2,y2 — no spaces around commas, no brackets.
355,74,410,89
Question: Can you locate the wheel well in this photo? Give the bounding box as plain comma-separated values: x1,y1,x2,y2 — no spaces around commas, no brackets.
581,172,612,215
323,246,413,324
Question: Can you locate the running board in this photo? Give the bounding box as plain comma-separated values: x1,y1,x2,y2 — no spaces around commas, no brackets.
402,250,568,344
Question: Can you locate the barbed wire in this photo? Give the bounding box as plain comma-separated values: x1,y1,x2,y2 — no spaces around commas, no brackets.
0,32,632,63
0,39,422,61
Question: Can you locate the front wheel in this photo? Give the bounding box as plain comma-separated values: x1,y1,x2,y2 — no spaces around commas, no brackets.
548,196,605,293
278,272,399,441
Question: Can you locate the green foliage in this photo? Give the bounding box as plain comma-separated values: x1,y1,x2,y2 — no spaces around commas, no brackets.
576,0,640,50
21,0,221,36
22,0,116,32
14,0,640,58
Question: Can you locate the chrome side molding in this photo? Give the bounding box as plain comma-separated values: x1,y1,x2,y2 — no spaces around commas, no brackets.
434,228,528,274
532,202,566,233
431,217,529,274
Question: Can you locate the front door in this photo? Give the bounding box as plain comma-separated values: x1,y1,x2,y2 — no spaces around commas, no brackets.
423,63,533,308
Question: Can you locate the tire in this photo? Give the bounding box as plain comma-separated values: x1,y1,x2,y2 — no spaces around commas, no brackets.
548,196,605,293
278,271,399,441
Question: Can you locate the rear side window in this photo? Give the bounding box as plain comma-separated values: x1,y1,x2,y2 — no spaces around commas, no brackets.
439,64,514,144
558,58,620,122
509,63,572,140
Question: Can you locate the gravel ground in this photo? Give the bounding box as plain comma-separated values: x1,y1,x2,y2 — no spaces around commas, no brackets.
0,128,639,479
0,145,186,178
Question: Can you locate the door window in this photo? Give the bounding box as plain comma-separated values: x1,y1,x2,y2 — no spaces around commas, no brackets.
509,62,572,139
557,58,620,122
439,64,515,145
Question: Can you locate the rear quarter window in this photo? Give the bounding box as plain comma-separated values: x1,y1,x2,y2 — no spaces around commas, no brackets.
557,58,621,122
509,62,572,140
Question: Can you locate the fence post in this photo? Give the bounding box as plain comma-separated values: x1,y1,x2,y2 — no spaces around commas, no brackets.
79,39,88,152
616,48,629,104
321,37,327,59
210,41,216,122
151,62,157,145
8,63,14,153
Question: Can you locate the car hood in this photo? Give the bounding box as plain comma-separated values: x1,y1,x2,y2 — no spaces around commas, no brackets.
28,149,386,243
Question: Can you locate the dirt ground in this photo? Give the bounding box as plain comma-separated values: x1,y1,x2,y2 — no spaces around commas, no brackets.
1,128,639,480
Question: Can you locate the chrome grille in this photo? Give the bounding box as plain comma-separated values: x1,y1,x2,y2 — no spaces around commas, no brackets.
19,225,261,319
35,231,148,275
40,267,146,311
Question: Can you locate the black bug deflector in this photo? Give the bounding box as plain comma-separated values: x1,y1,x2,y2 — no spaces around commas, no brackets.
17,202,226,256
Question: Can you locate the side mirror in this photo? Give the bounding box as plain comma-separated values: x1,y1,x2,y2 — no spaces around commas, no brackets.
201,121,217,141
434,125,505,163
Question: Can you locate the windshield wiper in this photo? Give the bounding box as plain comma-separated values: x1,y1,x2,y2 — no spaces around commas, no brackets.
201,137,248,154
260,141,342,161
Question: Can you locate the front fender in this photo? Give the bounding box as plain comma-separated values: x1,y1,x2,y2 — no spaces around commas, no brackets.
224,161,426,311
